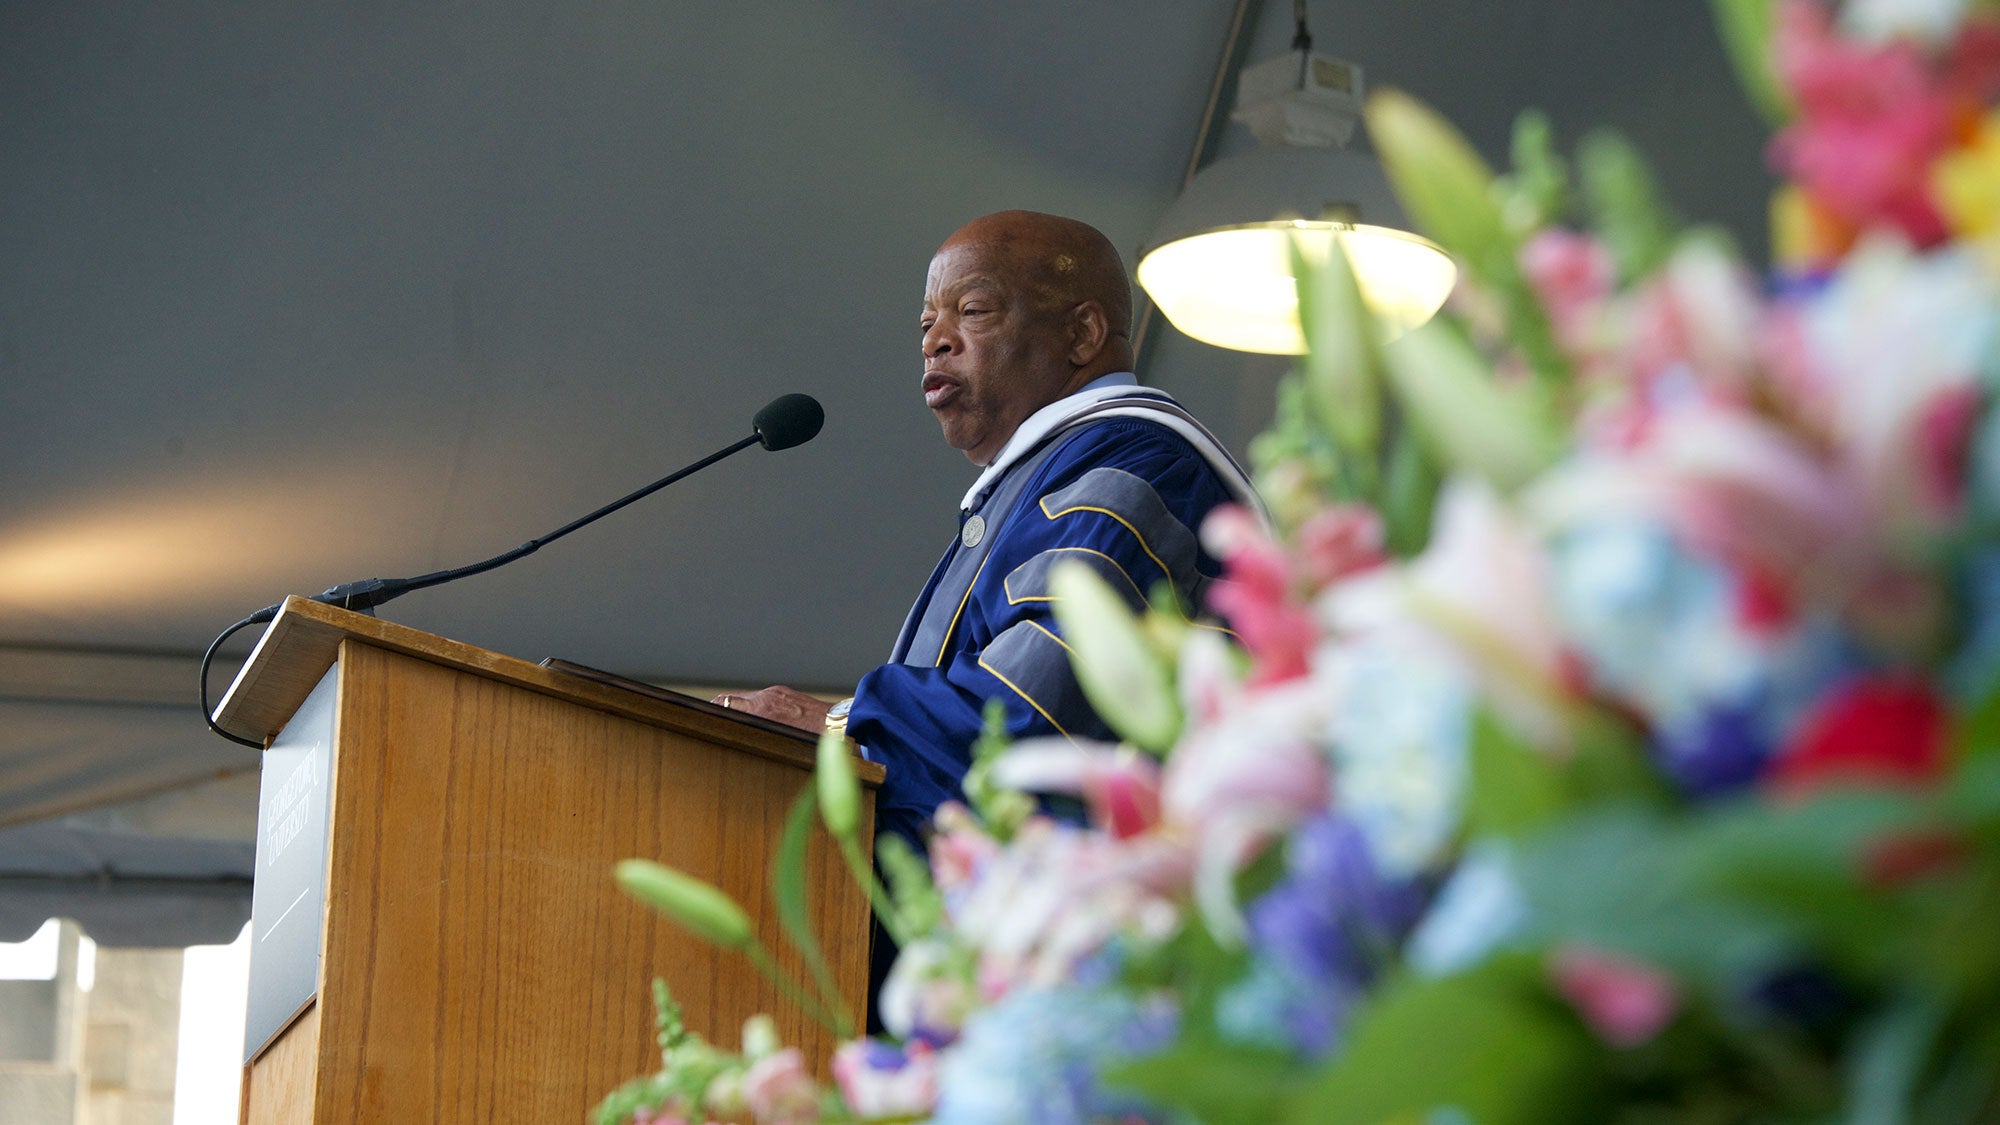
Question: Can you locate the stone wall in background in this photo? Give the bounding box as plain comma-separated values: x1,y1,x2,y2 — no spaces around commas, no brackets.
0,923,184,1125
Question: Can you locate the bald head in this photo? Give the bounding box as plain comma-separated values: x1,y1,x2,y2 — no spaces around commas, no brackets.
938,211,1134,369
919,211,1138,464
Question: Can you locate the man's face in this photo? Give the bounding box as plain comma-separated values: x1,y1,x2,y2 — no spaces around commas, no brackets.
920,238,1077,466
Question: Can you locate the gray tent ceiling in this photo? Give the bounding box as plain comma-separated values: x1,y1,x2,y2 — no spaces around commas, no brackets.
0,0,1770,945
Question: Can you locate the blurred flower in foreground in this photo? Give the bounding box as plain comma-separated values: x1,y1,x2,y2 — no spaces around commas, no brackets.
930,986,1176,1125
599,4,2000,1121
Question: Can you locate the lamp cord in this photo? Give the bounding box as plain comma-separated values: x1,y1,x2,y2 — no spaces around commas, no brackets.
1131,0,1260,370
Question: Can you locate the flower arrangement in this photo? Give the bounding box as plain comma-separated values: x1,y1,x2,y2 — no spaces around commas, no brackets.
600,1,2000,1121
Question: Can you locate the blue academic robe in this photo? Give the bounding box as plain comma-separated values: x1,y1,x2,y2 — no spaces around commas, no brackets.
848,415,1239,851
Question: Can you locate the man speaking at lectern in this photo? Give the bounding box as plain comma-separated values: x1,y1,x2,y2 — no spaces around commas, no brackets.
720,209,1259,853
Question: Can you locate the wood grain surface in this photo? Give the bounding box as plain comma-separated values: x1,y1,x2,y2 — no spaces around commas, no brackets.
238,609,878,1123
213,597,883,788
241,1001,319,1125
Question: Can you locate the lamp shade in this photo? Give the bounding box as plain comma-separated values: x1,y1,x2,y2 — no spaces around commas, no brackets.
1138,144,1457,355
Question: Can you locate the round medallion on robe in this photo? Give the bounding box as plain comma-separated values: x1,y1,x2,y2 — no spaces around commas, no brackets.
960,514,985,548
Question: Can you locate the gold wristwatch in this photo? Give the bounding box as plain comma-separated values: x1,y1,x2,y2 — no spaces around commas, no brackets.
824,696,854,735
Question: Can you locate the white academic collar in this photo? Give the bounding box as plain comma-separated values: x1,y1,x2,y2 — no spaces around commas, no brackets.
959,372,1151,512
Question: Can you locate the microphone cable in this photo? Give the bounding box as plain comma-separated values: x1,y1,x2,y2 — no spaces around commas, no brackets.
201,611,276,749
198,392,824,747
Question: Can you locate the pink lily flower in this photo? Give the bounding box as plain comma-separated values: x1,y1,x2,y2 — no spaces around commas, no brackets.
989,739,1163,839
1202,505,1318,685
1177,626,1248,731
1520,227,1618,371
1160,677,1334,938
1550,946,1679,1047
741,1048,820,1124
1801,239,1997,538
1293,504,1390,589
933,815,1186,997
1622,238,1765,399
1914,382,1984,514
928,803,1001,898
1343,480,1575,749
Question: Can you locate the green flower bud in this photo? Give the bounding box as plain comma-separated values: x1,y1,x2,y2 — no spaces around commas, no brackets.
816,727,860,840
614,859,753,949
740,1013,779,1060
1049,559,1180,753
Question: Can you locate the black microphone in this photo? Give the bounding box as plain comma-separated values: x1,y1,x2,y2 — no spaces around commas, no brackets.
754,393,824,451
201,393,824,746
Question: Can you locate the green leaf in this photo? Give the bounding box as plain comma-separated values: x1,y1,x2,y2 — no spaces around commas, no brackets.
1049,559,1181,752
1708,0,1795,127
1564,706,1673,808
1118,907,1255,1022
1252,374,1358,525
1910,854,2000,997
1675,790,1917,890
875,832,943,935
1914,1015,2000,1124
1379,420,1439,558
1366,87,1513,281
1107,1042,1301,1125
772,785,850,1031
963,699,1035,839
1675,790,1925,974
1465,708,1663,842
1144,579,1195,653
1511,808,1799,985
1514,792,1922,986
1690,790,1973,986
1951,675,2000,766
1294,235,1384,478
1285,956,1605,1125
615,859,753,949
1578,130,1678,284
1466,709,1577,840
1502,110,1571,235
1942,753,2000,828
1381,318,1564,492
652,977,685,1059
1367,88,1572,394
1843,991,1947,1125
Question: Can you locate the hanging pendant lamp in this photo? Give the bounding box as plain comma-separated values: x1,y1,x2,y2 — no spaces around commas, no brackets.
1137,7,1456,356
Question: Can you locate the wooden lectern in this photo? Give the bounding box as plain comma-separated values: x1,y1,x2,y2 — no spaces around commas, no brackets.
213,597,881,1123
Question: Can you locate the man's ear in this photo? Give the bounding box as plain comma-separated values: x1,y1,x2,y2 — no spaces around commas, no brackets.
1066,300,1111,366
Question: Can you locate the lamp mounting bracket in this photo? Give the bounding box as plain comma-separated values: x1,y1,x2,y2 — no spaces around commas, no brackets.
1231,51,1363,148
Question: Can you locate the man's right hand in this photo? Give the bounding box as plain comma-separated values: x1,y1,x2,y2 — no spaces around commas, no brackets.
711,685,834,734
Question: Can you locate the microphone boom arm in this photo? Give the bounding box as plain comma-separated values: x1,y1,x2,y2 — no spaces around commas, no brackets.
204,392,821,749
301,431,762,619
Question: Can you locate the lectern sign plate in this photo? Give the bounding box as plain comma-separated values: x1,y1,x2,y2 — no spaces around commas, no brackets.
243,663,338,1063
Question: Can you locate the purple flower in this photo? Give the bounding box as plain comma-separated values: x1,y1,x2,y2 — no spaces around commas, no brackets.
832,1038,940,1121
1652,698,1771,796
1228,815,1428,1055
1251,815,1426,977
